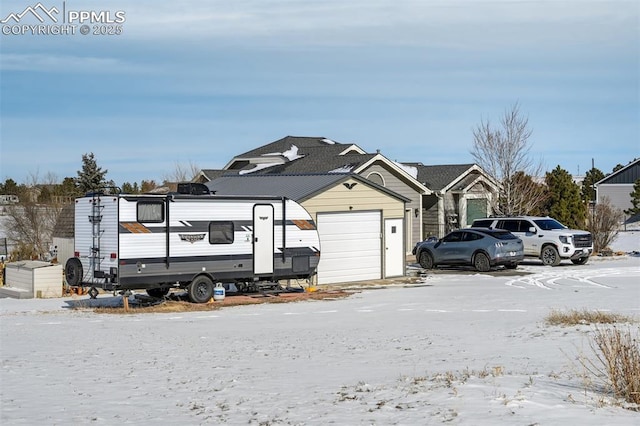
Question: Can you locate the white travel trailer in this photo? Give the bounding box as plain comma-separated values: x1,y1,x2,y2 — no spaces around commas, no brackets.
65,186,321,303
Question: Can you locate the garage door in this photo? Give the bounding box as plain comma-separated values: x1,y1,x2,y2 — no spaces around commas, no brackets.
317,211,381,284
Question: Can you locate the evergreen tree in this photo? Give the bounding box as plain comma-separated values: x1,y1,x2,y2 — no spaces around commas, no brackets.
121,182,134,194
56,177,81,197
76,153,109,194
581,167,605,204
121,182,141,194
612,164,625,173
544,165,586,228
625,179,640,217
1,178,20,195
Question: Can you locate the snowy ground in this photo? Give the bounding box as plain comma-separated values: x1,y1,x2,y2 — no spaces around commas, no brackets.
1,232,639,424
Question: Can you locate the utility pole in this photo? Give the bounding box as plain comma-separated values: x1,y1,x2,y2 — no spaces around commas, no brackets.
592,158,596,225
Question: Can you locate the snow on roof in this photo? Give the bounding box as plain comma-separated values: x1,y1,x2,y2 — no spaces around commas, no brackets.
238,163,276,175
328,164,355,173
321,138,336,144
262,144,304,161
395,161,418,179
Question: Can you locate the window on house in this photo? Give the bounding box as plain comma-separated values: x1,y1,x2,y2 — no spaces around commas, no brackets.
366,172,385,187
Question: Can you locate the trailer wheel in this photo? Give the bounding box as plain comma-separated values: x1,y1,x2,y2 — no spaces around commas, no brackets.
188,276,214,304
65,258,83,287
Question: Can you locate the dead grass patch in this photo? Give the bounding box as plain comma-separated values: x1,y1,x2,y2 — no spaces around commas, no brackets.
545,309,634,326
548,309,639,409
93,290,354,314
581,326,640,409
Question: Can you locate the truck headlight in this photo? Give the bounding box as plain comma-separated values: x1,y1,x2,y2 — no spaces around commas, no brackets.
559,235,572,244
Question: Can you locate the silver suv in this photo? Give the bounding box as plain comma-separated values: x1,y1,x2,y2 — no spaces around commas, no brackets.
471,216,593,266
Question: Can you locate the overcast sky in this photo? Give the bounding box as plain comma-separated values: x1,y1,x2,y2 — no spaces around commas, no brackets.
1,0,638,185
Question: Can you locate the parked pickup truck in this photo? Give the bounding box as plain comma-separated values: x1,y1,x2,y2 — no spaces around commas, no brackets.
471,216,593,266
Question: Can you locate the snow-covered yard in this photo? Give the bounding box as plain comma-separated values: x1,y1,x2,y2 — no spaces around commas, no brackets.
1,232,639,424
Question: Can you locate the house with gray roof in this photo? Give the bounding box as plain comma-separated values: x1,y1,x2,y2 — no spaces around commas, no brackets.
195,136,430,254
406,163,499,238
207,174,410,285
595,158,640,216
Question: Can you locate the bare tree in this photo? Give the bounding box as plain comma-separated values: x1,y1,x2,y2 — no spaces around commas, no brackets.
586,197,624,253
2,174,64,260
508,171,548,216
163,160,201,183
471,102,545,216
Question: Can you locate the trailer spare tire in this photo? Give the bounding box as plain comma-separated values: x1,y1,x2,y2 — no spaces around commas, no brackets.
146,287,170,298
65,258,83,287
188,275,214,304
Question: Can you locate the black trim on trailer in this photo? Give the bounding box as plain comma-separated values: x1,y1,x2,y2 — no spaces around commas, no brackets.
118,248,318,265
282,197,286,262
165,196,170,269
119,220,300,234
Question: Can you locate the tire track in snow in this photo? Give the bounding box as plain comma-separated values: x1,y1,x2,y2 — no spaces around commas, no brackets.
505,266,640,289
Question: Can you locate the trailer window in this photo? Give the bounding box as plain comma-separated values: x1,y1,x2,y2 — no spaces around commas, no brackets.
209,221,234,244
137,202,164,223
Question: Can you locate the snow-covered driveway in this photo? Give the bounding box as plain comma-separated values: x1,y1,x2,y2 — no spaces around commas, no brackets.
1,256,639,425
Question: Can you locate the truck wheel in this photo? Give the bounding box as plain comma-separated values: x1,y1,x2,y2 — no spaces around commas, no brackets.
188,276,214,304
571,256,589,265
541,246,561,266
419,251,434,269
473,252,491,272
146,288,170,298
65,258,83,287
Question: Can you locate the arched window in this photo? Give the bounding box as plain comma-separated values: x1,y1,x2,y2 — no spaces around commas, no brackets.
367,172,385,187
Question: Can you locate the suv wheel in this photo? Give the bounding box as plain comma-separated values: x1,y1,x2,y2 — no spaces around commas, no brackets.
419,251,434,269
473,252,491,272
541,245,561,266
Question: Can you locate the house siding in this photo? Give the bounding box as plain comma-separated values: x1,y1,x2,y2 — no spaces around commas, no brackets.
302,178,405,219
599,163,640,185
422,194,439,238
597,184,634,212
301,178,406,283
359,164,421,251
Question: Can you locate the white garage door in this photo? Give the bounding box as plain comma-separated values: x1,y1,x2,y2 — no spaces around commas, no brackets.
317,211,381,284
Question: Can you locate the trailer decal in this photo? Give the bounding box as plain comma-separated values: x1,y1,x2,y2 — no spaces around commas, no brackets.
179,233,206,243
120,222,152,233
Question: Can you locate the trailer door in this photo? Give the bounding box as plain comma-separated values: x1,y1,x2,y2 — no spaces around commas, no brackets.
253,204,274,275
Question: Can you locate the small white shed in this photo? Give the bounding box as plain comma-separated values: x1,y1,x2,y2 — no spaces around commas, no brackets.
0,261,63,299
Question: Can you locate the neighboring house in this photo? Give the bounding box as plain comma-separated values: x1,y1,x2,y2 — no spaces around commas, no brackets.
51,203,75,266
195,136,430,254
207,174,410,285
0,194,19,204
406,163,499,238
595,158,640,215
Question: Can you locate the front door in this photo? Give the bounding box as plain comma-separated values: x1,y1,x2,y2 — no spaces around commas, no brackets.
253,204,274,275
384,218,404,277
